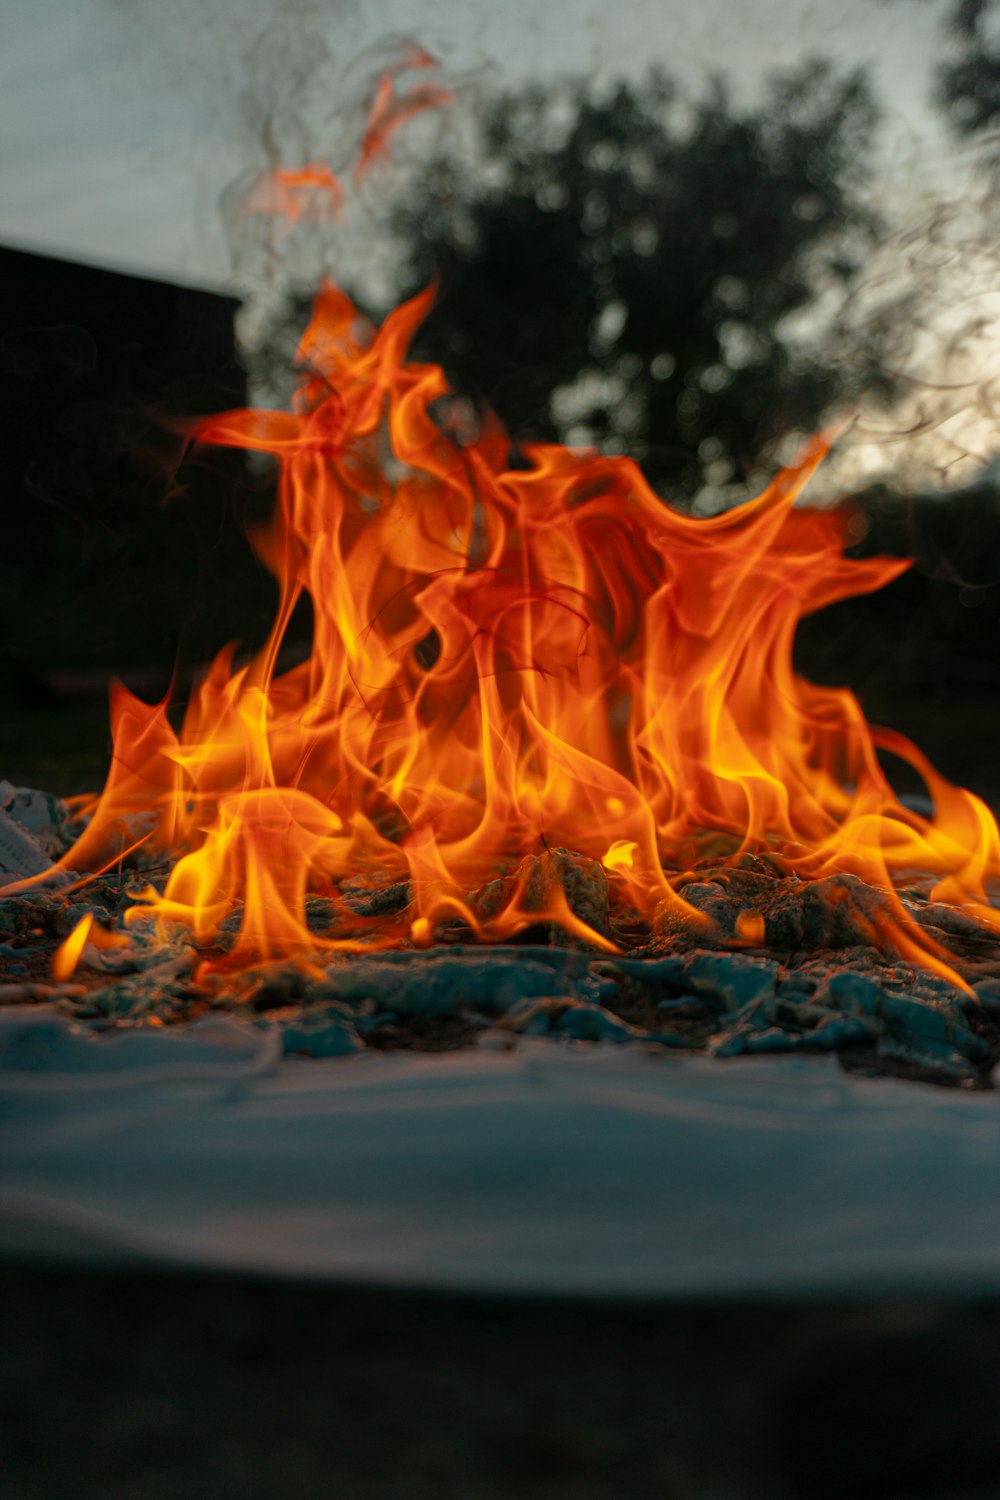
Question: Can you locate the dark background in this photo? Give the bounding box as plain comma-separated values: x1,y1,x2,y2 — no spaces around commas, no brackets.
0,246,276,787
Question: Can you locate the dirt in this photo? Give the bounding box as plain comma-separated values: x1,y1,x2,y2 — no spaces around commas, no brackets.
5,1261,1000,1500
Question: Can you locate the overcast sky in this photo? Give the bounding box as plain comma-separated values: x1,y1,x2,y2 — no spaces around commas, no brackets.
0,0,961,290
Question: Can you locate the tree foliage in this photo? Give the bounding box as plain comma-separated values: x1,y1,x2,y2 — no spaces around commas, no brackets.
391,61,897,501
937,0,1000,137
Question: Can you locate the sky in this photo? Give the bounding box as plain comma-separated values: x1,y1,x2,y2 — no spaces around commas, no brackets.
1,0,996,486
0,0,962,290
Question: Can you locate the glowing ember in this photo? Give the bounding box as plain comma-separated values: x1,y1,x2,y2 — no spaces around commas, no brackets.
52,281,1000,982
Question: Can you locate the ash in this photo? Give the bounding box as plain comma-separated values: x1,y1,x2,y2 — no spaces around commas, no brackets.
2,783,999,1089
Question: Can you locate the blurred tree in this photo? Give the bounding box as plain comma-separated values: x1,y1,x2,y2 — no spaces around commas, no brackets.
382,62,900,503
937,0,1000,137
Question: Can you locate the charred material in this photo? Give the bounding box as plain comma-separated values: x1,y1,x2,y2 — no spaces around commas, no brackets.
2,782,999,1089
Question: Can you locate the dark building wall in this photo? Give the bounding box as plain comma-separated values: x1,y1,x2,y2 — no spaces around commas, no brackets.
0,246,275,705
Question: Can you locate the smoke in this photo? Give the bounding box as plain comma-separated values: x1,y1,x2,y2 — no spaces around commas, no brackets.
812,156,1000,497
95,0,1000,497
221,30,458,294
95,2,465,296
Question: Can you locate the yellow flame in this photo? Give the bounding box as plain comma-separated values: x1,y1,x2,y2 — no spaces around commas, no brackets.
53,912,93,981
602,840,637,873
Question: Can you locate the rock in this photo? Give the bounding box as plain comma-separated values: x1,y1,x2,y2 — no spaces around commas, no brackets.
239,963,319,1012
762,872,903,954
317,947,606,1020
279,1004,364,1058
499,996,644,1042
468,847,611,943
338,879,411,917
812,969,882,1013
497,995,697,1048
681,951,779,1012
0,782,69,858
0,980,87,1003
707,958,987,1078
0,804,61,888
652,881,739,946
972,979,1000,1013
54,902,112,938
915,901,995,940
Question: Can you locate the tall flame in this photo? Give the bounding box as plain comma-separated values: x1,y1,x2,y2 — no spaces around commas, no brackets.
62,282,1000,971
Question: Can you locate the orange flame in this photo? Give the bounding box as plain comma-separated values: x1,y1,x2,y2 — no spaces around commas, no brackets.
355,74,456,183
238,44,453,233
53,913,93,981
61,282,1000,971
241,162,345,229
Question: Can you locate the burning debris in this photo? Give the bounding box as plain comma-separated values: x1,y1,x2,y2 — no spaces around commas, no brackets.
2,272,999,1085
1,764,999,1085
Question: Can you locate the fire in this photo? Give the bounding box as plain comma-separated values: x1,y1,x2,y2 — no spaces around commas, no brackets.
58,281,1000,974
237,42,453,235
52,912,93,981
355,44,455,183
241,162,345,230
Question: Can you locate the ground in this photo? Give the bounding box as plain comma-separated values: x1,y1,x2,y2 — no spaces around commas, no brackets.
4,1262,1000,1500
